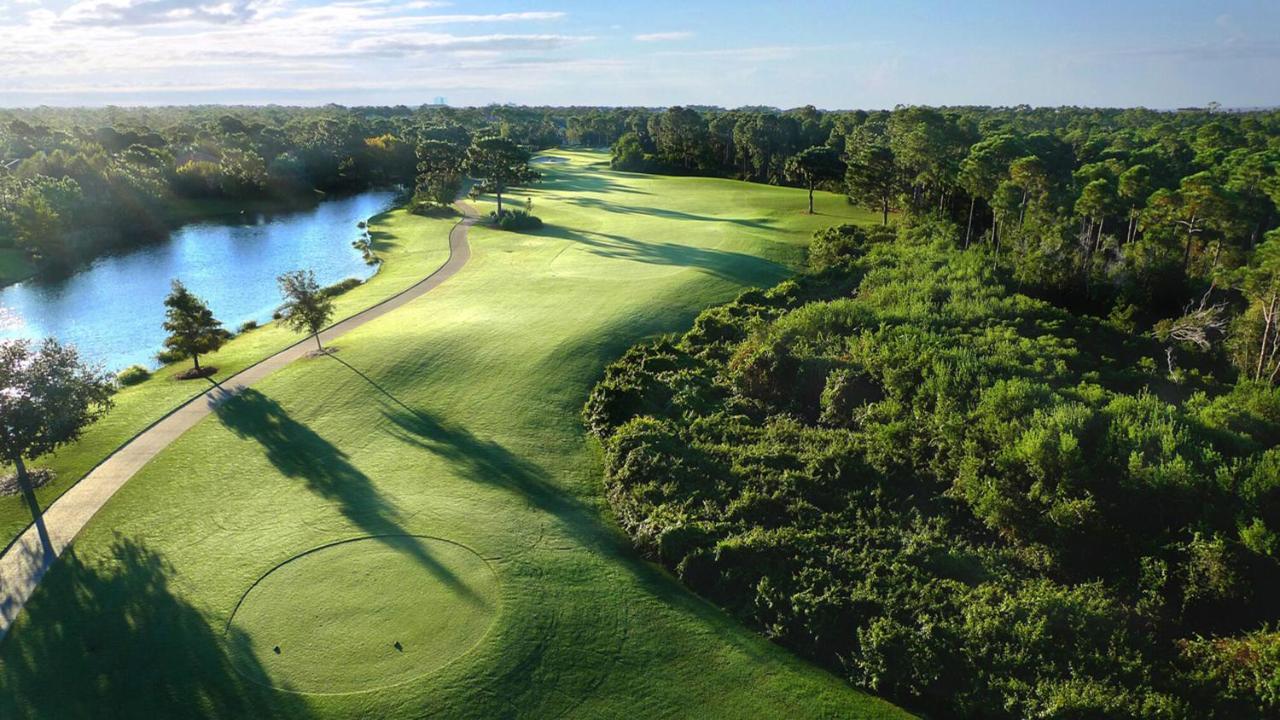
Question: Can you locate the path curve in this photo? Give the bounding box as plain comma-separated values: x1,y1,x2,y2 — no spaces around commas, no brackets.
0,202,479,636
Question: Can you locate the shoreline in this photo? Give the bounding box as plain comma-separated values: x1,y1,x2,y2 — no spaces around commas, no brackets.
0,186,403,292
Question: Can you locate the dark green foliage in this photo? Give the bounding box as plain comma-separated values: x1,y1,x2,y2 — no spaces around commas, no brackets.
466,135,536,216
115,364,151,386
487,209,543,232
610,132,650,171
161,280,227,373
276,269,334,351
808,224,894,271
586,235,1280,718
320,277,362,298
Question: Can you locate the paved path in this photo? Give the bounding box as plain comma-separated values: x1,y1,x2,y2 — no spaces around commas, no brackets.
0,202,478,637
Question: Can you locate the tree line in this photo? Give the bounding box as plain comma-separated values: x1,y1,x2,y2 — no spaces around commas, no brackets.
608,104,1280,389
0,104,564,277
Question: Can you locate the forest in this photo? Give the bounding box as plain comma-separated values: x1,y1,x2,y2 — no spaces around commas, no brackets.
585,104,1280,718
0,104,564,278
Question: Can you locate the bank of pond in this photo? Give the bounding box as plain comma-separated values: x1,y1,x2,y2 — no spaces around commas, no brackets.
0,190,397,371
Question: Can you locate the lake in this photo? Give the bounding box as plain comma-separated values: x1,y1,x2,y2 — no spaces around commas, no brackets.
0,190,398,372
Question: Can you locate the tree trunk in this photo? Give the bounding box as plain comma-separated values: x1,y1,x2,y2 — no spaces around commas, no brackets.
1257,292,1277,382
192,353,201,372
496,184,504,215
881,198,889,226
808,185,815,215
314,332,324,353
1094,217,1105,254
965,196,975,248
1126,212,1136,244
1182,221,1192,269
14,456,54,557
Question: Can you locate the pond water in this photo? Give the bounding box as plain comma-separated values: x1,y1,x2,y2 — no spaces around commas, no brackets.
0,190,398,371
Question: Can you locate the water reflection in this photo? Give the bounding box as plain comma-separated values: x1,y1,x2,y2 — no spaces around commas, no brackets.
0,191,396,371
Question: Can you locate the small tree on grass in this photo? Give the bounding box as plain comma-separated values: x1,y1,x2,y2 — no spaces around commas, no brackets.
786,146,843,214
467,136,533,215
0,339,114,554
162,279,226,375
277,270,334,352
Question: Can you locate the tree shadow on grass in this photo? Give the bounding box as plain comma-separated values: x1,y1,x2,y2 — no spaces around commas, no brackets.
323,354,617,555
534,169,652,196
534,225,790,286
0,535,312,719
212,388,480,601
564,195,776,229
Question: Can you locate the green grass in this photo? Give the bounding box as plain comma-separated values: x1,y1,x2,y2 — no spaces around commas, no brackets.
0,248,34,286
0,208,459,546
0,151,908,718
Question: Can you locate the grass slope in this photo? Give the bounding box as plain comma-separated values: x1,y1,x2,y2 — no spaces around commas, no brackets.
0,151,908,719
0,208,458,546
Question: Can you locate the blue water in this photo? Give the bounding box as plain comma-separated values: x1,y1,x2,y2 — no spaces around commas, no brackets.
0,190,397,371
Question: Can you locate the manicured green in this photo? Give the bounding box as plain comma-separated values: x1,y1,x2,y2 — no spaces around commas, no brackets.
0,208,458,546
0,151,906,718
228,535,500,694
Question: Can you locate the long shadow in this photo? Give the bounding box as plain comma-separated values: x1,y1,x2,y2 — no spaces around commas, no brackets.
0,536,312,718
564,196,776,229
212,388,480,602
534,224,789,286
535,169,652,196
323,355,617,555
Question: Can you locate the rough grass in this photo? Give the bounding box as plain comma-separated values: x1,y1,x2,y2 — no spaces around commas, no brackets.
0,151,909,718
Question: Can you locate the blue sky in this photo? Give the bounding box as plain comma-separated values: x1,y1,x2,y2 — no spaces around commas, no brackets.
0,0,1275,108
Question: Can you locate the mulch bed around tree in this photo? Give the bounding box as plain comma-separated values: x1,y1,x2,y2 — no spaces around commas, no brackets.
0,468,56,496
174,366,217,380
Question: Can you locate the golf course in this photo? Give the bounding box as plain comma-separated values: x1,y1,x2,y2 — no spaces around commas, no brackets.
0,151,908,718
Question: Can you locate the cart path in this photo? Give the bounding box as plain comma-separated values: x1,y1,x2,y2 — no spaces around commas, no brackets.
0,202,478,637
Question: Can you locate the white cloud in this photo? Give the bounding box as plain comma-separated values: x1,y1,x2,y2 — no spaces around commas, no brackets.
0,0,594,105
61,0,268,26
634,31,692,42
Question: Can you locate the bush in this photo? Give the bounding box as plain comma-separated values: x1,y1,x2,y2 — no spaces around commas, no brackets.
585,239,1280,718
116,364,151,386
808,224,892,271
320,277,362,297
488,209,543,232
155,348,184,364
238,319,259,333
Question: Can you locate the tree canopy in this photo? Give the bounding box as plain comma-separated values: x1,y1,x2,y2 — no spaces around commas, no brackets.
276,270,335,352
161,279,226,374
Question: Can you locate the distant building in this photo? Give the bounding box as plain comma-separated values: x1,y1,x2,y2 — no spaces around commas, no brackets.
432,96,447,106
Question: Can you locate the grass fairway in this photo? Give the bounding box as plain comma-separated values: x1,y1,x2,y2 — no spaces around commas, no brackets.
0,151,910,718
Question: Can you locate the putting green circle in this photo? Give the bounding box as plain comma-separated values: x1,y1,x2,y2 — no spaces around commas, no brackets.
226,535,499,694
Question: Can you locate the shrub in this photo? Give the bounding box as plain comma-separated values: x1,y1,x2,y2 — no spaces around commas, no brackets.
155,348,184,364
321,277,362,297
488,209,543,232
808,224,892,271
238,319,258,333
116,364,151,386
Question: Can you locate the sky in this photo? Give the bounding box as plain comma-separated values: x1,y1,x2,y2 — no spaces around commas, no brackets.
0,0,1276,108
